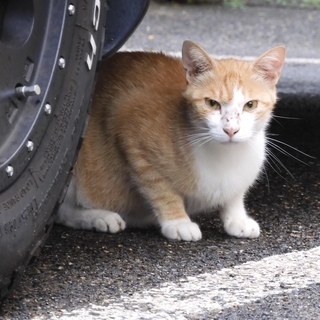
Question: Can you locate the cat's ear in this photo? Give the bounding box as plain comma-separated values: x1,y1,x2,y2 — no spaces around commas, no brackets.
253,46,286,86
182,40,214,83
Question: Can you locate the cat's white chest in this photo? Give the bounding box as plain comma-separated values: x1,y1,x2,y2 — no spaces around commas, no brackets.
187,133,266,214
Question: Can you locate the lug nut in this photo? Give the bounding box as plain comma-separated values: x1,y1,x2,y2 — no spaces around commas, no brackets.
44,103,52,115
26,140,34,152
58,57,66,69
68,4,75,16
6,165,14,177
16,84,41,98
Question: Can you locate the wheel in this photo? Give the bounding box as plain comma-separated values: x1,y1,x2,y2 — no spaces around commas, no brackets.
0,0,106,300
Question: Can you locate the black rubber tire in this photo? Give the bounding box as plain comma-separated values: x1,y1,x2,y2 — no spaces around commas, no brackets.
0,0,106,300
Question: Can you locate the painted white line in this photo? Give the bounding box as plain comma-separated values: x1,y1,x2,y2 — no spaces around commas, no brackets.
42,246,320,320
121,47,320,64
169,52,320,65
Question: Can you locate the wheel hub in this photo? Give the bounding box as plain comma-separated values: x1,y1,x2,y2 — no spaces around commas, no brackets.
0,0,66,191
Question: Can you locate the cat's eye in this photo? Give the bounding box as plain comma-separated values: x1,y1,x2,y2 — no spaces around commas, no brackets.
244,100,258,111
205,98,220,110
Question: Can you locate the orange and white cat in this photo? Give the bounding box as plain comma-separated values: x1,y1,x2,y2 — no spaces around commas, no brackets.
57,40,285,241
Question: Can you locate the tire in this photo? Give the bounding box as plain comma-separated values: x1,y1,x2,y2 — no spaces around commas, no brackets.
0,0,106,300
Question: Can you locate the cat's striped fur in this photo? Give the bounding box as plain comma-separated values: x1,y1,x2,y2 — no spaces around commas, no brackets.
57,41,285,241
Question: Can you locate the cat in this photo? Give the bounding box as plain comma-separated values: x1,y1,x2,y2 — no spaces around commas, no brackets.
56,40,286,241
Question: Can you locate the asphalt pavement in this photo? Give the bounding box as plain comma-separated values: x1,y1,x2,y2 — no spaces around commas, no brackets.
1,2,320,319
124,1,320,98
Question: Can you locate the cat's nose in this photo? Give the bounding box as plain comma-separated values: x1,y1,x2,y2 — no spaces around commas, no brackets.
223,128,239,137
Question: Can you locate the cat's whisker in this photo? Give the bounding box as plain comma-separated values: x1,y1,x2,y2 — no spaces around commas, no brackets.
247,137,289,183
266,148,294,179
270,115,301,128
183,130,213,149
271,116,284,127
185,132,210,142
187,135,213,149
267,140,311,167
187,132,210,139
246,136,290,180
261,165,271,193
265,157,289,181
267,137,315,159
272,115,301,120
265,149,282,173
197,137,214,148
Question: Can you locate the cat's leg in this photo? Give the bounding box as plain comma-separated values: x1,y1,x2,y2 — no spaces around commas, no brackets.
57,207,126,233
220,193,260,238
56,179,126,233
126,151,201,241
160,216,202,242
139,185,201,241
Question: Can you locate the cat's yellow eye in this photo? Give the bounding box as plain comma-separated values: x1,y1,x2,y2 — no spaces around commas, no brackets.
205,98,220,110
244,100,258,111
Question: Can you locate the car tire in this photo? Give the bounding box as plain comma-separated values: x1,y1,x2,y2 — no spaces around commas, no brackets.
0,0,106,300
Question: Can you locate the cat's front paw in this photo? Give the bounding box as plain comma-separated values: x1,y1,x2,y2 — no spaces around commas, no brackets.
160,218,202,241
89,210,126,233
223,217,260,238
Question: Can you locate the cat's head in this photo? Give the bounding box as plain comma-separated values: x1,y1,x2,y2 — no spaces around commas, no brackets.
182,40,286,144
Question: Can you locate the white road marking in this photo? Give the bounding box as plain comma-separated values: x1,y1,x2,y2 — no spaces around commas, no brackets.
173,53,320,65
121,47,320,64
43,246,320,320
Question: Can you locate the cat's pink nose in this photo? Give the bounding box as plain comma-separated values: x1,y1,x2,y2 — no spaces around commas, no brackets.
223,128,239,137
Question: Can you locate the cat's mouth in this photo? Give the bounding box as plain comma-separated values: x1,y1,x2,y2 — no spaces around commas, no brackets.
219,134,250,144
221,140,240,145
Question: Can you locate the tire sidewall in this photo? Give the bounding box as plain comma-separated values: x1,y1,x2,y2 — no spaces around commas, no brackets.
0,0,106,299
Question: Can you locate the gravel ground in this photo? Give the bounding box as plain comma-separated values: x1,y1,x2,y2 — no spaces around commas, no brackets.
1,95,320,320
